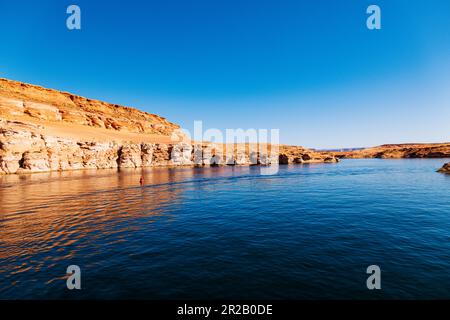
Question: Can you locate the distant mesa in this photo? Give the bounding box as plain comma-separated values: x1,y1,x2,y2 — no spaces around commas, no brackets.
330,143,450,159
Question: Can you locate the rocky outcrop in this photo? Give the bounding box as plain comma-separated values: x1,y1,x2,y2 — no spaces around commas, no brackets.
332,143,450,159
0,120,338,174
0,78,339,174
438,163,450,174
0,78,180,136
278,145,339,164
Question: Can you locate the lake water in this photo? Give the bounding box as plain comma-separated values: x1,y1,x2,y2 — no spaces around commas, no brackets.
1,159,449,299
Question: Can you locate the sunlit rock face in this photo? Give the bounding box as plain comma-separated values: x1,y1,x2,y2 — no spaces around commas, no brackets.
0,78,180,136
0,78,339,174
140,143,155,167
119,144,142,168
332,144,450,159
0,122,339,174
171,143,193,166
276,145,339,165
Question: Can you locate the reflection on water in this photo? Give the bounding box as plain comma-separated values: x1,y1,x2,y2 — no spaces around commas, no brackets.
1,160,450,299
0,167,185,257
0,165,263,298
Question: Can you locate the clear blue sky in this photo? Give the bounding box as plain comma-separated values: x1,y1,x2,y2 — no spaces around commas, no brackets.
1,0,449,148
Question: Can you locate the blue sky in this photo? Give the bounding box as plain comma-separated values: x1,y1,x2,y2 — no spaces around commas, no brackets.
1,0,449,148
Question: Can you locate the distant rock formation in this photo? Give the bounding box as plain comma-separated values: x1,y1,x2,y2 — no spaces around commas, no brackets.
331,143,450,159
438,163,450,174
0,79,338,174
278,145,339,164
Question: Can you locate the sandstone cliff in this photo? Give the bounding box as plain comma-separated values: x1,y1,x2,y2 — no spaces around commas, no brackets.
0,78,179,136
278,145,338,164
331,143,450,159
0,78,338,174
0,119,337,174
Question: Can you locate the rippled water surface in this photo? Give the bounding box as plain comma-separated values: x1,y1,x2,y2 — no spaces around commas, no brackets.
1,159,450,299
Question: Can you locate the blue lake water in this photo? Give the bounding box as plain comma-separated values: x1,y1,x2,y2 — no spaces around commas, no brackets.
0,159,449,299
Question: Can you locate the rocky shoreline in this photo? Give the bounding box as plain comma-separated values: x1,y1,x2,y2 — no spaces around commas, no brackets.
0,119,338,174
438,163,450,174
3,78,449,175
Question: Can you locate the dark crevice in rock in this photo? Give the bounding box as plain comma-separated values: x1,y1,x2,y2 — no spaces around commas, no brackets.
18,153,26,169
116,146,123,168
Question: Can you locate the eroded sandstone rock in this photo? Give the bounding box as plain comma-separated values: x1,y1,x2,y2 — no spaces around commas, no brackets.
0,78,180,136
438,163,450,174
0,123,339,174
171,143,193,166
119,144,142,168
0,79,339,174
141,143,155,167
151,144,172,167
333,143,450,159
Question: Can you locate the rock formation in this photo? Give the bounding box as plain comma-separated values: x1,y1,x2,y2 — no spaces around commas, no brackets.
438,163,450,174
0,119,338,174
331,143,450,159
0,78,338,174
0,78,179,136
278,145,339,164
